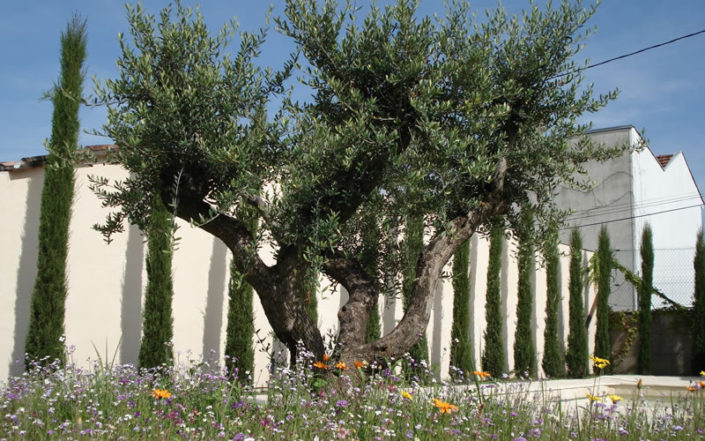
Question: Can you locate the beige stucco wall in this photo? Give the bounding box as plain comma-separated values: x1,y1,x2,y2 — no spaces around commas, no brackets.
1,161,596,385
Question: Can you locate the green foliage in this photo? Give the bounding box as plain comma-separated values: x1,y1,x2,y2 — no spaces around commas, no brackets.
513,211,536,379
25,15,87,367
450,239,475,375
638,225,653,375
225,202,258,380
566,229,588,378
94,0,625,361
542,222,565,378
138,194,175,369
694,229,705,373
225,260,254,381
594,227,612,374
482,226,505,377
362,217,382,343
403,215,429,368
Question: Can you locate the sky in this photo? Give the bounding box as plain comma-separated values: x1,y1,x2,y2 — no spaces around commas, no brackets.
1,0,704,190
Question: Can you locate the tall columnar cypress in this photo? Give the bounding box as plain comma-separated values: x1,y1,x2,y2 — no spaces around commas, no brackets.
138,194,175,369
303,265,319,325
403,215,428,368
25,16,87,367
594,226,612,374
566,229,588,378
224,205,257,380
450,239,475,376
542,223,565,378
362,218,381,343
513,212,536,378
482,226,505,377
693,229,705,373
638,225,654,374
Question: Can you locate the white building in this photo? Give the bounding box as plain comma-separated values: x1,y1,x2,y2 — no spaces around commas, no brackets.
556,126,703,310
1,148,596,384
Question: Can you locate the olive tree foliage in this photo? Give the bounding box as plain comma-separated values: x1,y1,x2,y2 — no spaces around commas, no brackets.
92,0,621,366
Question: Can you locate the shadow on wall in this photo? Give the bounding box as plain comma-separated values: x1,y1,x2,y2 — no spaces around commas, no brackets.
9,171,43,376
120,225,144,365
202,239,228,361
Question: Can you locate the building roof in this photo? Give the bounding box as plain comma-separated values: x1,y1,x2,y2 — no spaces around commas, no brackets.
655,154,673,168
0,144,118,171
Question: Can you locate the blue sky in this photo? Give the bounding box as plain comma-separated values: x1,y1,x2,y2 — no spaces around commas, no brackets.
1,1,704,189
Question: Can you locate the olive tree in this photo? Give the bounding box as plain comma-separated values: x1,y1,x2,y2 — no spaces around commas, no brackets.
92,0,621,366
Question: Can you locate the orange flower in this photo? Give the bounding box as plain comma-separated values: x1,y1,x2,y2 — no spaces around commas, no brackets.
636,378,642,389
699,381,705,388
353,360,367,369
335,362,348,370
472,370,491,380
323,353,331,362
152,389,171,399
687,386,698,392
433,398,458,414
313,361,329,369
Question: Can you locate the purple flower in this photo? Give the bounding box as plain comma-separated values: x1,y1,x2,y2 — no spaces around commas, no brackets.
336,400,349,408
528,428,542,438
514,437,528,441
233,433,245,441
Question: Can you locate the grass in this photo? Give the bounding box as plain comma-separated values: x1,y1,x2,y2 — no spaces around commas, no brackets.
1,348,704,440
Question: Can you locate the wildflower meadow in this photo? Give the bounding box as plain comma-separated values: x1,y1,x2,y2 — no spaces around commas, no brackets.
1,347,704,440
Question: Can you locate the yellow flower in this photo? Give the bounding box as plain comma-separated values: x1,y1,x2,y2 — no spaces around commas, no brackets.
152,389,171,399
401,390,413,400
335,362,348,370
433,398,458,414
586,393,601,402
313,361,329,370
590,355,610,370
700,371,705,377
608,394,623,403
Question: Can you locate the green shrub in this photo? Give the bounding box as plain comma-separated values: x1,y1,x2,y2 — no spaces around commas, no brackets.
482,226,505,377
403,215,428,370
542,223,565,377
138,194,175,369
513,212,536,378
225,261,254,380
25,16,87,367
566,229,587,378
638,225,653,374
693,229,705,373
450,239,475,375
594,226,612,374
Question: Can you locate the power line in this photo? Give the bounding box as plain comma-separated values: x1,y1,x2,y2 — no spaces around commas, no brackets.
564,191,704,222
560,202,704,230
550,28,705,80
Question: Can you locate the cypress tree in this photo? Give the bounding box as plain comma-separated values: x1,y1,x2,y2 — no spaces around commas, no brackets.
566,229,588,378
225,261,254,380
450,239,475,376
693,229,705,373
513,212,536,378
25,16,87,367
403,215,428,370
482,226,505,377
138,194,175,369
638,225,653,374
542,222,565,378
362,218,381,343
594,226,612,374
224,203,258,380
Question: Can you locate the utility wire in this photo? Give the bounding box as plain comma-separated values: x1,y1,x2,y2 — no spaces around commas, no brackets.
550,28,705,80
565,191,704,222
560,202,704,230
